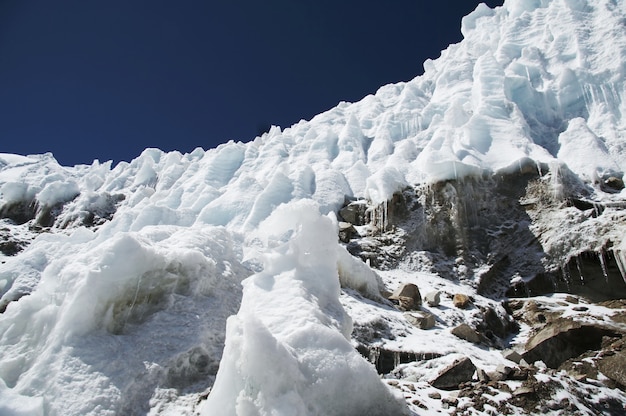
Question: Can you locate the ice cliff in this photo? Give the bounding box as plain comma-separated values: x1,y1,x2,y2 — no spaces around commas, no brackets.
2,0,626,414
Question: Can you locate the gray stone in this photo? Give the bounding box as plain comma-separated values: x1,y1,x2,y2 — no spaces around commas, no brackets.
424,291,441,307
451,323,482,344
404,311,436,329
502,349,523,364
429,357,476,390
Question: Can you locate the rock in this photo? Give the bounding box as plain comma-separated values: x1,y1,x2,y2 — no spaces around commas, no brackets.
339,201,367,225
489,364,512,381
512,385,535,397
428,391,441,399
476,368,490,382
404,311,436,329
453,293,470,309
424,291,441,306
603,176,625,192
477,306,518,341
338,221,356,243
389,283,422,310
522,318,617,368
451,323,482,344
509,367,530,381
597,350,626,388
430,357,476,390
502,349,523,364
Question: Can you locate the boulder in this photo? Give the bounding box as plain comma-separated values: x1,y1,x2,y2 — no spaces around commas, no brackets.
502,349,523,364
404,311,436,329
389,283,422,310
603,176,625,192
451,324,482,344
453,293,471,309
477,306,518,340
339,201,367,225
430,357,476,390
597,350,626,388
424,291,441,306
338,221,356,243
522,318,617,368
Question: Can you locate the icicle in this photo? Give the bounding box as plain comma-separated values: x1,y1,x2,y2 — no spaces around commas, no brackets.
369,347,381,367
549,162,563,201
598,249,610,284
614,249,626,284
383,200,389,232
561,265,571,291
393,351,400,369
575,254,584,284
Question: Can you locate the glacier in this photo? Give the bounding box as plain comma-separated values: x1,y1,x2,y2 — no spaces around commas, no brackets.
2,0,626,414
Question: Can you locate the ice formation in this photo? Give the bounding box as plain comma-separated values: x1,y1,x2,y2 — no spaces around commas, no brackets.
1,0,626,414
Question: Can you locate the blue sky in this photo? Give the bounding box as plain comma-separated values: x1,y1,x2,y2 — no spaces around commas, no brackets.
0,0,503,166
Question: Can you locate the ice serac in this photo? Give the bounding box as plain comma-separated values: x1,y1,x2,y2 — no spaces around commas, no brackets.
2,0,626,414
202,201,407,415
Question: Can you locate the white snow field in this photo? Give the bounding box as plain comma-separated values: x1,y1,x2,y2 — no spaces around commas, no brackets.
1,0,626,414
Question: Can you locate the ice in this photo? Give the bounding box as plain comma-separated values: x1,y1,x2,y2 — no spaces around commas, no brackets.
202,201,407,415
557,117,621,183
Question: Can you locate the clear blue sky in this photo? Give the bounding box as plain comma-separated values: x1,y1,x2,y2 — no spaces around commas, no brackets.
0,0,503,166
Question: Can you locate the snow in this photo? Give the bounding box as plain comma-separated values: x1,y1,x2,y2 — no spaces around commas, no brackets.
0,0,626,414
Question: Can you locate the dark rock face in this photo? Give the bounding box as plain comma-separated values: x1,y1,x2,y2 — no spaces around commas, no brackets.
507,250,626,302
429,356,476,390
0,200,37,225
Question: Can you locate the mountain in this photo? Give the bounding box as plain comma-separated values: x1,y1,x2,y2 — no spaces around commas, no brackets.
2,0,626,414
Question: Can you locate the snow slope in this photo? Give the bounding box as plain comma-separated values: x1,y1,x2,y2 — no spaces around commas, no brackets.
1,0,626,414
